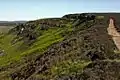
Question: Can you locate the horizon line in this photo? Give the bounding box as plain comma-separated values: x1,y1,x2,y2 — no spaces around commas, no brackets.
1,12,120,21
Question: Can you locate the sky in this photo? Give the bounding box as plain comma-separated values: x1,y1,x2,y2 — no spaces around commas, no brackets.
0,0,120,21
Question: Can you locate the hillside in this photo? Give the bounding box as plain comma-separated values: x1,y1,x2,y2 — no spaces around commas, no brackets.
0,13,120,80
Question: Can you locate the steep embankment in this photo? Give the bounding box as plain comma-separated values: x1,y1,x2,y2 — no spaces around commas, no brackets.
0,13,120,80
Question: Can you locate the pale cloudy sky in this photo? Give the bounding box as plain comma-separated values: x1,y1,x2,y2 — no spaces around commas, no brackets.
0,0,119,21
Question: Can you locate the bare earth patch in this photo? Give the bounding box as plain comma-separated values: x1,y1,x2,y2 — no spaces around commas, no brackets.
107,18,120,50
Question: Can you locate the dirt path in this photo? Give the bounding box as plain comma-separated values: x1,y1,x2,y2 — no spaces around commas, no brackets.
107,18,120,50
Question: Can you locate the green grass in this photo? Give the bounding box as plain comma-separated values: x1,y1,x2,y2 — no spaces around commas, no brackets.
0,24,73,66
50,60,90,77
34,60,90,79
0,34,23,66
21,28,64,56
114,50,120,54
0,70,12,80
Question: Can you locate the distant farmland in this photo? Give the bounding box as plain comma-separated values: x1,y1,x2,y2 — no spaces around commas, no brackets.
0,26,14,33
0,21,26,33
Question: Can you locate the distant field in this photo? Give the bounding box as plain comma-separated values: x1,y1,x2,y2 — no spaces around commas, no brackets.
0,26,14,33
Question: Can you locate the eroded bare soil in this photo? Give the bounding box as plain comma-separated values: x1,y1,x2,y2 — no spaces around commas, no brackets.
107,18,120,50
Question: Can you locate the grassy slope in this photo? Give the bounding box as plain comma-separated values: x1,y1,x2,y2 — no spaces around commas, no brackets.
0,34,23,65
0,29,64,79
0,26,72,66
0,13,119,80
0,20,74,79
28,13,118,80
21,28,64,56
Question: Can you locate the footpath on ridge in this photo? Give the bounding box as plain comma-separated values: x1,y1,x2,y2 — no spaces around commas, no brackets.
107,18,120,50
